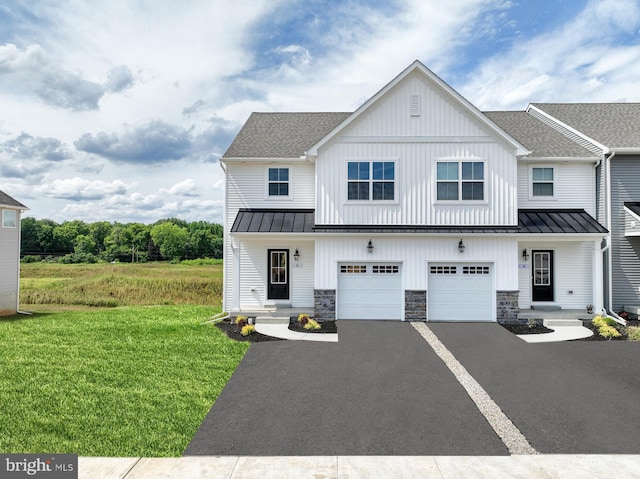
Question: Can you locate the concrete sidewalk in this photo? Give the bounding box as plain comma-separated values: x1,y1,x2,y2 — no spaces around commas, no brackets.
80,455,640,478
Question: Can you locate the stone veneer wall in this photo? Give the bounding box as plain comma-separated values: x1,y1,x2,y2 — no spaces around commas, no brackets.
496,290,519,323
405,290,426,321
314,289,336,321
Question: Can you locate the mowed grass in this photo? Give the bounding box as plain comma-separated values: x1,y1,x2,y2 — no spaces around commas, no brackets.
20,262,223,309
0,306,248,456
0,262,249,456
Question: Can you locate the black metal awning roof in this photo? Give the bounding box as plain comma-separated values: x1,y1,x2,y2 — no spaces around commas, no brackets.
231,209,315,233
231,209,607,235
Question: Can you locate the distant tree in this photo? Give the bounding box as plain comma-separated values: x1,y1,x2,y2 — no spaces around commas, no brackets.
20,217,41,256
74,234,97,255
150,222,189,261
89,221,112,253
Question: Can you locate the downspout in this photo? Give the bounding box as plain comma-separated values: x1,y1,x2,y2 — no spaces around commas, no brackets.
601,151,626,324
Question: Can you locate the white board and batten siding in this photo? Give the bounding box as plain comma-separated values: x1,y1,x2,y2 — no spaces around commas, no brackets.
315,71,519,227
517,161,596,215
518,241,594,309
223,162,315,309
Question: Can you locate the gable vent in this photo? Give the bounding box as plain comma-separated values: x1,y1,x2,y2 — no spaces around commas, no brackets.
410,94,421,116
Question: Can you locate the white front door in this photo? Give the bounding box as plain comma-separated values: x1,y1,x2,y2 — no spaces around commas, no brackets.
337,263,402,320
428,263,494,321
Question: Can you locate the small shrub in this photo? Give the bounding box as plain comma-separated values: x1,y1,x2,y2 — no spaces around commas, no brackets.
627,326,640,341
527,318,537,329
234,315,248,328
304,318,321,330
241,324,255,336
592,315,617,328
298,313,310,326
599,324,621,339
21,255,42,263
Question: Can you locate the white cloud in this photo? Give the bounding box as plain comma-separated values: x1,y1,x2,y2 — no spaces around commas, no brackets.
160,179,199,197
40,177,132,200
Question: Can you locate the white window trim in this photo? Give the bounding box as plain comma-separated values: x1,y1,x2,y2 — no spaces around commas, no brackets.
434,159,488,205
264,166,292,201
529,165,557,201
345,159,398,204
2,209,17,228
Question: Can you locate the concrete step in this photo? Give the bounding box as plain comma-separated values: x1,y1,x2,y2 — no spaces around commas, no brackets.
543,319,583,328
256,316,290,324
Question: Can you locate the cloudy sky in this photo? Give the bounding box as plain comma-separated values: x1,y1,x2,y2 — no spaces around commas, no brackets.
1,0,640,224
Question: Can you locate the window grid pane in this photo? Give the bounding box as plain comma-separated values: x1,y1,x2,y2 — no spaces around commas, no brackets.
268,168,289,196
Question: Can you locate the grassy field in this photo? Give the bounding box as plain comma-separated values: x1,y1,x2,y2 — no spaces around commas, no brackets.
20,262,223,309
0,262,248,456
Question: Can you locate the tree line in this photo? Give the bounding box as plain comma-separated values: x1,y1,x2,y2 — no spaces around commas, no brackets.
20,217,224,263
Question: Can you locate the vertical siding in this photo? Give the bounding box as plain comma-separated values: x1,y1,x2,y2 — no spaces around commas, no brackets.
610,157,640,310
317,142,517,225
346,72,490,137
596,163,605,223
315,236,518,290
518,241,594,309
517,161,596,215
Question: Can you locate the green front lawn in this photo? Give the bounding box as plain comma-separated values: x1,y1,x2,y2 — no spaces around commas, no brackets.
0,306,248,456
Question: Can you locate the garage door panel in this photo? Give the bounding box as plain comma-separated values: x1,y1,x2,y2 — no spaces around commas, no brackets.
338,263,402,320
428,263,494,322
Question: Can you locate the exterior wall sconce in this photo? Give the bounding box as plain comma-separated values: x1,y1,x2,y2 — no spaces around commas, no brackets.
458,239,465,254
367,239,374,253
522,248,529,260
293,249,300,261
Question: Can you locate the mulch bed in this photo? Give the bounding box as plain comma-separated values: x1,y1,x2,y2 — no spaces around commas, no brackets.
502,318,639,341
288,317,337,334
579,318,639,341
501,323,554,335
215,318,283,342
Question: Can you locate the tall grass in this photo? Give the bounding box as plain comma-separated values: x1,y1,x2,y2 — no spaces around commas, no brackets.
20,262,223,309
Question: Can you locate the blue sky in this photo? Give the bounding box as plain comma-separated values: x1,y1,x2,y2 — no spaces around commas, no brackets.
1,0,639,224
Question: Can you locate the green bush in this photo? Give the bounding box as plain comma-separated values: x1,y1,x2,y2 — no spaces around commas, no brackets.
592,315,617,328
21,255,42,263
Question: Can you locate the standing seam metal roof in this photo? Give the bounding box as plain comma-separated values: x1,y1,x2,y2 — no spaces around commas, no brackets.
231,209,607,235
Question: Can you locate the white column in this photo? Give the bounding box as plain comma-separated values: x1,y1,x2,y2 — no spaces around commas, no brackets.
232,239,240,311
592,239,603,312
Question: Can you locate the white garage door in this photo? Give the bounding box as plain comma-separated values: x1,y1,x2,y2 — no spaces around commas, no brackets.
337,263,402,320
428,264,494,321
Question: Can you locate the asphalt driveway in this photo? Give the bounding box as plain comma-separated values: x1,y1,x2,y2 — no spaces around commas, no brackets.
186,321,640,456
185,321,508,456
429,323,640,454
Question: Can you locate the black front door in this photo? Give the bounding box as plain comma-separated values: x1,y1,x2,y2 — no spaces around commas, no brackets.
532,250,554,302
267,249,289,300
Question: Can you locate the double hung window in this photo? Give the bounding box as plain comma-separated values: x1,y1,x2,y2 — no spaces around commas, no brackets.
268,168,289,196
531,167,554,197
436,161,484,201
347,161,395,201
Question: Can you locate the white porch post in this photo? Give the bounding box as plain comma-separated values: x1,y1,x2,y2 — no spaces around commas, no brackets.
592,239,603,312
232,239,240,311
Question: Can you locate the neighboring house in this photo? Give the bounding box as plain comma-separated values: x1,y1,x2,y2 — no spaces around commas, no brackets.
221,61,608,322
525,104,640,316
0,190,28,316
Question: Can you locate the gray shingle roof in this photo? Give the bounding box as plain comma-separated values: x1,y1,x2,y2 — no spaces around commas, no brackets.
484,111,597,158
532,103,640,149
223,112,351,159
0,189,26,208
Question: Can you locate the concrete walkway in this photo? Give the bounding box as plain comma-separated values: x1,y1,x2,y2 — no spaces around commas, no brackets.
80,455,640,478
517,319,593,343
255,317,338,342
